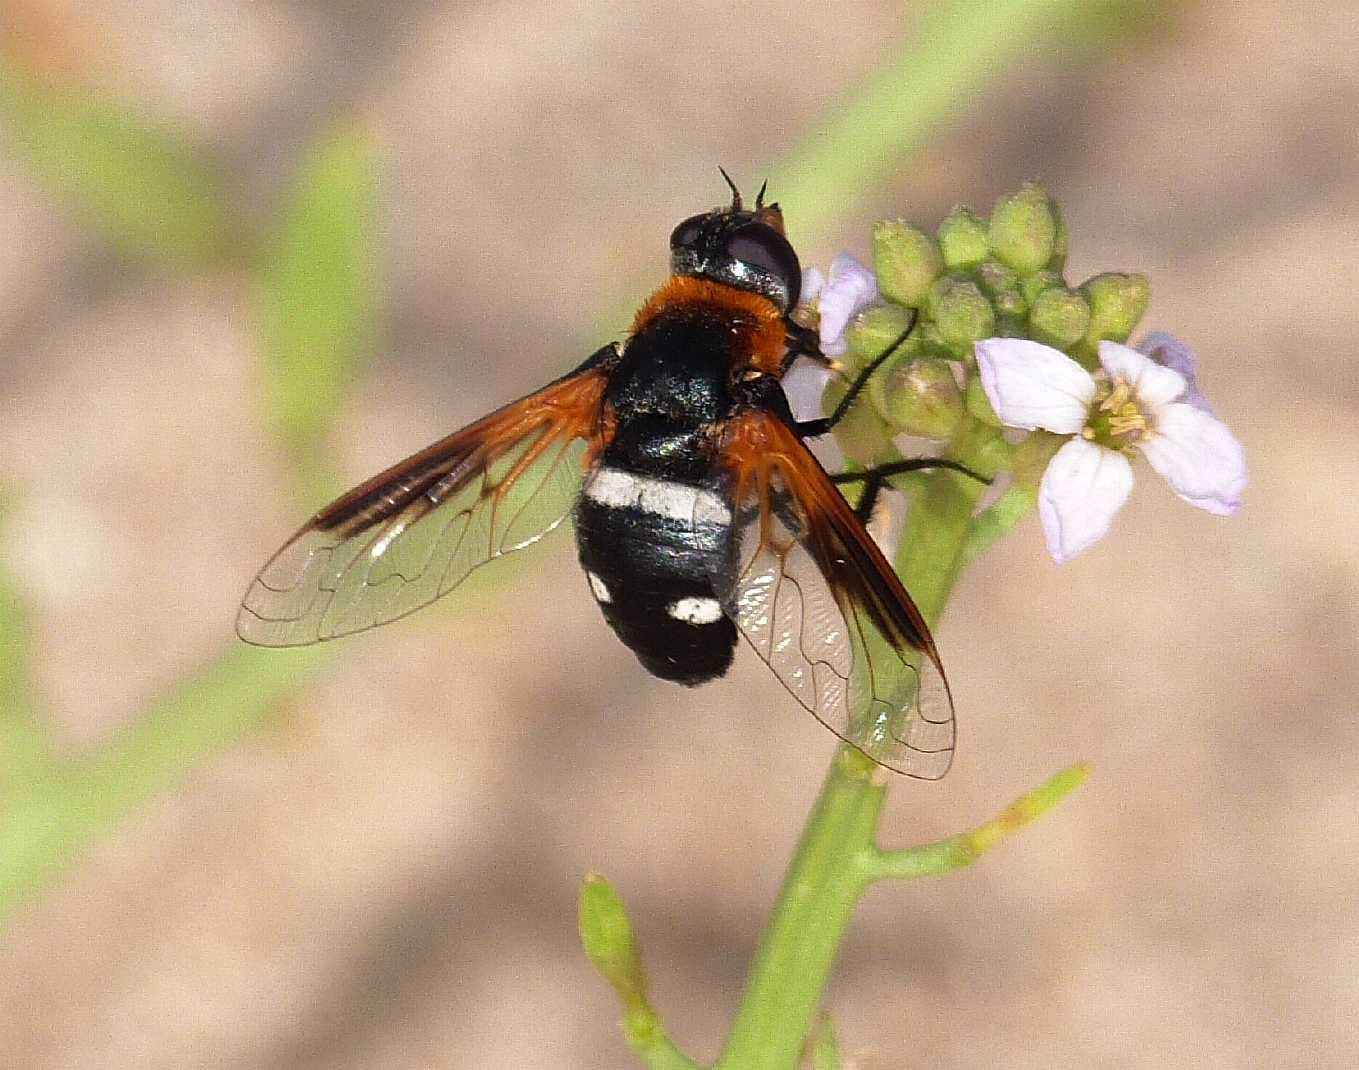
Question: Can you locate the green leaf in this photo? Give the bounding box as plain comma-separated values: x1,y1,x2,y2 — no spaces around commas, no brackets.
0,61,233,263
257,124,376,460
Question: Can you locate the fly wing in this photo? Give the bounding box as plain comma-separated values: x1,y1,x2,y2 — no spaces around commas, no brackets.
237,354,613,646
711,410,955,779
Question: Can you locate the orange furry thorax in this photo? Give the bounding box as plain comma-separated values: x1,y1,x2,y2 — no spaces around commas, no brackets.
630,276,787,375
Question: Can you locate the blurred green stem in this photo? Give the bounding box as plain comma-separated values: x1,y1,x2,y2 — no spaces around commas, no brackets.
770,0,1117,251
0,645,332,918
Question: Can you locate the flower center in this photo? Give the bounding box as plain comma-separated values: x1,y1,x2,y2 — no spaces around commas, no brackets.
1080,376,1153,449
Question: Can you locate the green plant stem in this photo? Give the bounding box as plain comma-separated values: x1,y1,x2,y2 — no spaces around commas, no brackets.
865,762,1089,880
715,747,888,1070
716,420,1004,1070
716,463,980,1068
624,1010,701,1070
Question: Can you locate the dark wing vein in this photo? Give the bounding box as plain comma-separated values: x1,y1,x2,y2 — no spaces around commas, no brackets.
713,410,955,779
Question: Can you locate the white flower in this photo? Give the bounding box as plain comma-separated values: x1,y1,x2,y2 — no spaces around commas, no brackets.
800,254,879,357
975,336,1246,564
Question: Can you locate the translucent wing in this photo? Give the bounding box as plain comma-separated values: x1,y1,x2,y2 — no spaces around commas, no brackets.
237,355,613,646
713,410,955,779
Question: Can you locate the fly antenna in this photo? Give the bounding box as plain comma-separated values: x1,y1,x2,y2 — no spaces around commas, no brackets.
718,166,742,211
754,179,769,210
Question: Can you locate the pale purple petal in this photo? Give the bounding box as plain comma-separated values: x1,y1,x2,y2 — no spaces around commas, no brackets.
799,266,826,308
975,338,1096,434
780,360,832,423
1097,340,1186,411
1038,438,1135,564
1139,402,1246,516
817,254,879,357
1138,332,1213,413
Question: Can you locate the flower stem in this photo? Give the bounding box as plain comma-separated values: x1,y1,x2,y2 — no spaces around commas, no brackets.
714,748,885,1070
715,450,985,1069
865,763,1089,880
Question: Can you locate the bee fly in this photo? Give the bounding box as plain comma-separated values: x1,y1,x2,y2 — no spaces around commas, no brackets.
238,175,979,778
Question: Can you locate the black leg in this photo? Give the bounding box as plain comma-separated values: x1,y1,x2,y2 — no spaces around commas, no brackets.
793,310,918,438
782,321,827,369
832,458,992,521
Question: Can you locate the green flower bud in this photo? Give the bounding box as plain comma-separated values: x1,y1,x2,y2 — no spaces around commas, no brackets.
825,375,896,468
964,374,1003,427
993,290,1027,332
976,257,1020,300
988,183,1059,275
1020,269,1064,307
846,303,917,370
937,205,989,270
1048,200,1069,271
1029,286,1092,350
873,220,943,307
929,277,995,359
1072,272,1151,366
579,873,648,1008
912,320,953,359
870,354,963,439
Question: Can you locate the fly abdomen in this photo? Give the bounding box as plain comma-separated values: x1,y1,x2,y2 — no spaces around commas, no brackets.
575,466,737,686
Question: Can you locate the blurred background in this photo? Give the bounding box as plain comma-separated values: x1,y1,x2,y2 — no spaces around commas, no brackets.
1,1,1356,1067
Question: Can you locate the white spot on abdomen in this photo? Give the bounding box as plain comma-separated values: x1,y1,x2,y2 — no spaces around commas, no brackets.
587,572,612,603
668,596,724,625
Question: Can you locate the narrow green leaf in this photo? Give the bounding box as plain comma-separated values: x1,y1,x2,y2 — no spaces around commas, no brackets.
257,124,377,459
0,61,233,263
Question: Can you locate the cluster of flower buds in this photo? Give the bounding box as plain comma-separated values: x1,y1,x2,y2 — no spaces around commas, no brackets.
799,184,1245,564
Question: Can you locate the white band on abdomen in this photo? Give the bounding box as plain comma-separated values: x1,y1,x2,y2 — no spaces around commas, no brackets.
584,467,731,525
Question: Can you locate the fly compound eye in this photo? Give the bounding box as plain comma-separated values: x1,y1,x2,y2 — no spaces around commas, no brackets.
725,224,802,309
669,214,709,251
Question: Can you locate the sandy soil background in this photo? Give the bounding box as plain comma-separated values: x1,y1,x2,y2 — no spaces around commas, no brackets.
1,2,1356,1068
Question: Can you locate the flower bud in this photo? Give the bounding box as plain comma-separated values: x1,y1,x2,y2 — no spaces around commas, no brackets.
846,303,917,370
873,220,943,307
579,873,648,1008
976,257,1020,300
1029,286,1091,350
937,205,989,270
1074,272,1151,365
964,373,1003,427
870,354,963,439
1020,269,1064,307
1048,201,1069,272
988,183,1059,275
825,374,896,468
929,277,995,359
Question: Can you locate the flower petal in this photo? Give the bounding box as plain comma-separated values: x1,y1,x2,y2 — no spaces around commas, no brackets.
1098,340,1186,411
975,338,1096,434
1038,438,1134,564
1139,402,1246,515
1138,332,1213,413
817,254,878,357
799,266,826,308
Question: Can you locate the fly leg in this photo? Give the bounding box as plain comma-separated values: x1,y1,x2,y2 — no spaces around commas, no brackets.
832,459,991,523
792,311,919,438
